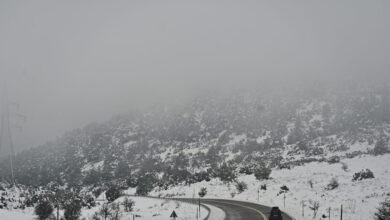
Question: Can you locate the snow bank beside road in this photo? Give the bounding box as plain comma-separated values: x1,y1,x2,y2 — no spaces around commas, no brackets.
83,196,209,220
128,197,208,220
0,195,209,220
0,209,34,220
203,203,225,220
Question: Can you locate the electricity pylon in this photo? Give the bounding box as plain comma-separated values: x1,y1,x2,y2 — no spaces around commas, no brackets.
0,82,25,186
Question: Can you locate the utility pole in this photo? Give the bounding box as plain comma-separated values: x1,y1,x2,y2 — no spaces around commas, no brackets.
198,197,201,219
328,207,331,220
0,81,25,187
340,204,343,220
283,193,286,208
0,82,15,186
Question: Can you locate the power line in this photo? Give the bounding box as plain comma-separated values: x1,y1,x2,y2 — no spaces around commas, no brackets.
0,82,25,186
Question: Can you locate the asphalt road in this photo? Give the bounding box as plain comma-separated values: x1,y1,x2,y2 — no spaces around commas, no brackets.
199,199,294,220
129,196,295,220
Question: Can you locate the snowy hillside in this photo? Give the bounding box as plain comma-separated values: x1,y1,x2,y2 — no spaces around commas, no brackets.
2,84,390,189
0,83,389,219
150,154,390,220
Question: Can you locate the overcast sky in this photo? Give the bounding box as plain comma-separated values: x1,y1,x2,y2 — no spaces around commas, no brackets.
0,0,389,152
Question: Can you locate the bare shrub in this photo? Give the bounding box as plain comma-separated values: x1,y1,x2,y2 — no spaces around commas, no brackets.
122,197,135,212
308,180,314,189
198,187,207,198
341,162,349,172
325,178,339,190
235,181,248,194
353,169,375,181
309,200,320,218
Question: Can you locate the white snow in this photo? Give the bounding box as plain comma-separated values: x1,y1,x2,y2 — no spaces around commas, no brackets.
2,153,389,220
0,209,34,220
203,203,225,220
82,161,104,173
83,196,209,220
0,192,209,220
150,154,390,220
227,134,247,146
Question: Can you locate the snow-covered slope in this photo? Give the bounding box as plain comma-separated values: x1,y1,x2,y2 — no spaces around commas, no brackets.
1,84,390,219
83,196,209,220
0,209,33,220
0,196,209,220
150,154,390,220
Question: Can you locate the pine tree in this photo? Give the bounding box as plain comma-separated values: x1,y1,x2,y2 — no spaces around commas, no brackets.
375,199,390,220
115,160,130,179
136,173,157,196
374,136,389,155
84,169,101,185
287,116,304,145
35,199,53,220
254,165,272,180
64,198,82,220
216,163,236,183
105,185,122,202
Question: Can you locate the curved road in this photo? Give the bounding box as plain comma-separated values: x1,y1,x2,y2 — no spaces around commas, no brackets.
130,196,295,220
199,199,294,220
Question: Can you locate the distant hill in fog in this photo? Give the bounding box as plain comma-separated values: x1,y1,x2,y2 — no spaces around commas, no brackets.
0,81,389,190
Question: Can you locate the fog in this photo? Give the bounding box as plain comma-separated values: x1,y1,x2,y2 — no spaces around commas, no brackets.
0,0,389,151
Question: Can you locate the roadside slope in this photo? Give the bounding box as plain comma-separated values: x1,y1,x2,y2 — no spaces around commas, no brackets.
151,154,390,220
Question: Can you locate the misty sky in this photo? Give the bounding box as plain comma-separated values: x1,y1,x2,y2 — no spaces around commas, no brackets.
0,0,389,152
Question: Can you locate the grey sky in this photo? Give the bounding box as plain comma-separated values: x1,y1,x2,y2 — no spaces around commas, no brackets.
0,0,389,151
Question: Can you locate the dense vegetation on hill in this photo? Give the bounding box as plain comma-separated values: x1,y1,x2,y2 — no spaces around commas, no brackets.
0,81,389,195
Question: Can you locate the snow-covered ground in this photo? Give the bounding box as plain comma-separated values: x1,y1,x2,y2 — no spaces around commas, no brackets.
0,209,33,220
83,196,209,220
1,154,389,220
150,154,390,220
0,196,208,220
203,203,225,220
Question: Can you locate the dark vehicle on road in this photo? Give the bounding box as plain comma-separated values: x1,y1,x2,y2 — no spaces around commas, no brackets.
269,207,283,220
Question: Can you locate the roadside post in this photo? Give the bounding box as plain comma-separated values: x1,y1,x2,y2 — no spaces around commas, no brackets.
199,197,201,219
